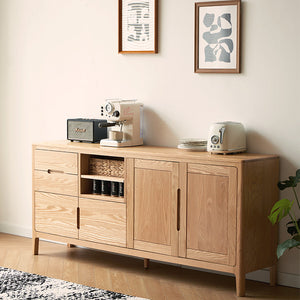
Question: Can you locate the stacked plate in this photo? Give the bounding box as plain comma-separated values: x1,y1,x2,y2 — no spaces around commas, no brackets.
177,138,207,151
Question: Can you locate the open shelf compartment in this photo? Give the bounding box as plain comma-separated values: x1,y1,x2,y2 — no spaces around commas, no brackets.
80,154,125,202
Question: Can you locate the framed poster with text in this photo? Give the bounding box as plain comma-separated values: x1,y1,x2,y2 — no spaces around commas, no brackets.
119,0,158,53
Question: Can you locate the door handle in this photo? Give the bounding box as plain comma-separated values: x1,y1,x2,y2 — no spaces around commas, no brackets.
77,207,80,229
177,188,180,231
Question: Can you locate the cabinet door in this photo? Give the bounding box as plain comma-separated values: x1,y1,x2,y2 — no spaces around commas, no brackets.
34,192,78,238
79,198,126,247
185,164,237,266
131,159,179,256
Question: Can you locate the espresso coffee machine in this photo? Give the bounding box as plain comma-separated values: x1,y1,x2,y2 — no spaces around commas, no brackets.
99,100,143,147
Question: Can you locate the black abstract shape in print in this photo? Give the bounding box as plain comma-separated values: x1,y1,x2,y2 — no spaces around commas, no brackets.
202,12,234,63
127,2,150,43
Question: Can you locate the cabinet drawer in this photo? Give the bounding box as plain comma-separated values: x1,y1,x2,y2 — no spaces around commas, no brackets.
34,170,78,196
34,192,78,238
79,198,126,247
35,150,77,174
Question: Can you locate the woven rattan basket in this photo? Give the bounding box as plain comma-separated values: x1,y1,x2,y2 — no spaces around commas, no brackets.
89,157,124,177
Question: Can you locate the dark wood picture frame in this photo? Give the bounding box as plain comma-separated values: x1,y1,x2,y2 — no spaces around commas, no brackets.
118,0,158,54
195,0,241,73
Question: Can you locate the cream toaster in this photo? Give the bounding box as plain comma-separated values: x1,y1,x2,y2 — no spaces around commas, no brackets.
207,121,246,154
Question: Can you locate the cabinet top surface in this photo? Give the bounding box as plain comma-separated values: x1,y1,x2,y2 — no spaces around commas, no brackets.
33,140,278,163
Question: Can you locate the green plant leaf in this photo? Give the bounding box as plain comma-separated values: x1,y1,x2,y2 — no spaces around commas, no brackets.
268,199,293,225
277,239,300,258
278,169,300,190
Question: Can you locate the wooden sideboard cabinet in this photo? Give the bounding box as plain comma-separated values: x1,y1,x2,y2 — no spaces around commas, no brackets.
32,141,279,297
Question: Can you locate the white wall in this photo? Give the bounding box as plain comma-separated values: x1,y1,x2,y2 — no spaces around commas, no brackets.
0,0,299,288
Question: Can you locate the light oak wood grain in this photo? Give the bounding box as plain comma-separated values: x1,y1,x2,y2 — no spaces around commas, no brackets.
34,141,278,164
126,158,134,249
79,198,126,247
135,159,174,171
171,163,179,257
186,165,237,266
32,231,235,274
240,159,279,273
35,149,78,174
32,142,280,297
80,174,124,182
178,162,187,258
134,168,172,246
134,240,171,256
132,160,180,256
34,170,78,197
34,192,78,238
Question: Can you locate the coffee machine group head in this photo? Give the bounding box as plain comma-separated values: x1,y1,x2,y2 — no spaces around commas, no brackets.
99,100,143,147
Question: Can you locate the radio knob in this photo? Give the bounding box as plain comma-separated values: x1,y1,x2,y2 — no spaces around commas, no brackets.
105,102,113,113
211,135,219,144
113,111,120,117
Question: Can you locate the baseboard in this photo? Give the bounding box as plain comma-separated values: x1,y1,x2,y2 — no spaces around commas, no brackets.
183,266,300,289
0,222,32,239
1,224,299,289
246,269,300,289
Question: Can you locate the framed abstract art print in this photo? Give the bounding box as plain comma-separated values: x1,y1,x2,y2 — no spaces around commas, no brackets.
118,0,158,53
195,0,241,73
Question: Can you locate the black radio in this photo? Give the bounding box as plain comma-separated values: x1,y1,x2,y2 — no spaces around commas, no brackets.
67,119,107,143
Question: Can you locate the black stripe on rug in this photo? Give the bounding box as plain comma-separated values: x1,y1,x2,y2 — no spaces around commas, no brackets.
0,267,148,300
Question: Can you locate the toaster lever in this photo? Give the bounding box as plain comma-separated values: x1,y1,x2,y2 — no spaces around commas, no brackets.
219,127,225,144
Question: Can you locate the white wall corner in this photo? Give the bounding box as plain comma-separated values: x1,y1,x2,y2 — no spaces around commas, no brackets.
246,269,300,289
0,223,32,239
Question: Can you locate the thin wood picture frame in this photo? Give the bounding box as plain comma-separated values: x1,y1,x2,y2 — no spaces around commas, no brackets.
118,0,158,54
195,0,241,73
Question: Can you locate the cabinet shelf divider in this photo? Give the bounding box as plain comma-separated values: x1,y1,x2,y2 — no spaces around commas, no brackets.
81,174,124,182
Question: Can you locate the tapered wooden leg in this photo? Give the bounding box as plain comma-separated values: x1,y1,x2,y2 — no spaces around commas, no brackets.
33,237,39,255
67,243,76,248
144,258,149,269
270,264,277,286
236,271,245,297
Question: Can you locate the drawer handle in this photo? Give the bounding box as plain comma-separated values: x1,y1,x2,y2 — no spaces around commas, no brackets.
47,169,64,174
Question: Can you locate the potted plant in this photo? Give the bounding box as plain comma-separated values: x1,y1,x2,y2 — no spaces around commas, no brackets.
268,169,300,258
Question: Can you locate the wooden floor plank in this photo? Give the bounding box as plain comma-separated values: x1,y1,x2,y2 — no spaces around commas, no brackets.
0,233,299,299
16,252,34,274
78,261,96,288
62,259,79,283
3,249,20,270
47,256,64,280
